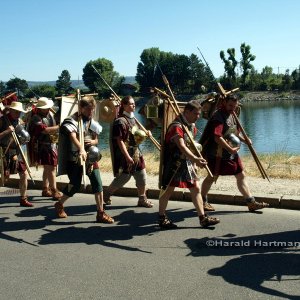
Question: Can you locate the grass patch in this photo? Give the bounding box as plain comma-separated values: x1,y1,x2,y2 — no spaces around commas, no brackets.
99,150,300,179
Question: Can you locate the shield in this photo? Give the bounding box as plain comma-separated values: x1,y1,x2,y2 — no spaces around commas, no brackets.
158,100,185,189
98,99,117,123
57,96,103,176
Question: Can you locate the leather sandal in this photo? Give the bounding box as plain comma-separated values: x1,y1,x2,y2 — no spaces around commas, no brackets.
20,196,34,207
200,214,220,227
96,210,114,224
54,201,67,218
158,214,177,229
248,200,269,212
51,188,63,200
137,196,153,208
204,202,215,211
42,187,52,197
103,190,112,205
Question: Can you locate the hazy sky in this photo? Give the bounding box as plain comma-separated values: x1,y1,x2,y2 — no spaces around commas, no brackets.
1,0,299,81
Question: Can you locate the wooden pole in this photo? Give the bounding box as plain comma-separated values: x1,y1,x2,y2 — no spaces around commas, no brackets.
232,112,270,182
91,65,161,150
76,89,87,189
154,80,213,178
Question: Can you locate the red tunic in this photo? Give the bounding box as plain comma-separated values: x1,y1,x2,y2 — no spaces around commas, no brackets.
162,120,198,188
200,108,243,176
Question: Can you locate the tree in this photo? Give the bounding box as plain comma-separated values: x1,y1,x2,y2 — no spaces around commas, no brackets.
281,69,292,91
5,77,28,96
220,48,238,89
291,66,300,90
240,43,256,88
0,81,5,96
82,58,124,97
171,54,191,93
56,70,73,96
136,47,162,94
26,84,56,99
246,69,261,91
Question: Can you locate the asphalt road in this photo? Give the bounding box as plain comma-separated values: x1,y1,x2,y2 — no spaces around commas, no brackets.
0,187,299,300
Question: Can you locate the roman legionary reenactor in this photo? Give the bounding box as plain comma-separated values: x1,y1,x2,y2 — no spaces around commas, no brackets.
54,95,114,223
158,100,220,229
0,101,33,207
104,95,153,208
27,97,62,200
200,93,269,212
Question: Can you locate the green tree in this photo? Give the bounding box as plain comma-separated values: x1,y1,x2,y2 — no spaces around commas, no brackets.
5,77,28,95
220,48,238,89
260,66,273,90
240,43,256,89
188,54,211,93
247,69,261,91
26,84,56,99
136,47,162,94
0,81,5,96
291,66,300,90
56,70,73,96
82,58,124,97
171,54,191,93
281,69,292,91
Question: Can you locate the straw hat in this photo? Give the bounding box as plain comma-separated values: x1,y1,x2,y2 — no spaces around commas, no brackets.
7,101,28,113
36,97,54,109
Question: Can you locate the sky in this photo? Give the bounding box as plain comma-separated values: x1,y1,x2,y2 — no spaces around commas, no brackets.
1,0,300,81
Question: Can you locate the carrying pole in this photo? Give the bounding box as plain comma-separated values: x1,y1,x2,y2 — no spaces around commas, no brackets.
91,65,161,151
76,89,87,189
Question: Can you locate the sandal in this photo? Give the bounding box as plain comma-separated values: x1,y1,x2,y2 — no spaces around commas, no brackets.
158,214,177,229
137,196,153,208
103,190,112,205
96,210,114,224
20,196,34,207
204,202,215,211
248,200,269,212
200,214,220,227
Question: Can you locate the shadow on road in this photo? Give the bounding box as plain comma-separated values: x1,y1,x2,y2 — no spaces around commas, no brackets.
184,230,300,299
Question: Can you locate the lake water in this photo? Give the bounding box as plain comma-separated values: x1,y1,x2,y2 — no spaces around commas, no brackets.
98,100,300,155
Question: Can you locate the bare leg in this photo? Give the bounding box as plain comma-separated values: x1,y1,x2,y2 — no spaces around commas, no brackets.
201,175,215,199
137,185,146,197
235,171,252,199
94,191,103,211
159,186,175,215
42,166,49,189
189,182,205,216
44,165,57,190
19,171,28,198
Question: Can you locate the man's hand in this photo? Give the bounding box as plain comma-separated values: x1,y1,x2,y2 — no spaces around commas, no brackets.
7,125,15,134
228,146,240,155
193,157,207,168
84,139,96,147
79,149,87,161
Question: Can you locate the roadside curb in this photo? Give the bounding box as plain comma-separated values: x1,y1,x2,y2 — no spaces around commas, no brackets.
5,178,300,211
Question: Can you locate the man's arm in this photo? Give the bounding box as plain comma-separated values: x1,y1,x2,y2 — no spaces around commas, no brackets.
70,131,87,161
174,135,206,168
116,137,134,165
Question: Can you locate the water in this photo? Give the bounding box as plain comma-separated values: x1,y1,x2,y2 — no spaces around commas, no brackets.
98,101,300,155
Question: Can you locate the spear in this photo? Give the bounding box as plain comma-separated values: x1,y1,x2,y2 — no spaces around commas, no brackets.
197,48,270,182
155,63,213,178
91,65,161,151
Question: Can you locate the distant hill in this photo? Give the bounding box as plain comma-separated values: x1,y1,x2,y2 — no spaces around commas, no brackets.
27,76,136,89
27,80,87,89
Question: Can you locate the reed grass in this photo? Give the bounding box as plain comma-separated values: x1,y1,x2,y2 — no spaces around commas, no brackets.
99,150,300,179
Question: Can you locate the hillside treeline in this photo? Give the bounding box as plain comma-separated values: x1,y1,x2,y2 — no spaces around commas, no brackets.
1,43,299,99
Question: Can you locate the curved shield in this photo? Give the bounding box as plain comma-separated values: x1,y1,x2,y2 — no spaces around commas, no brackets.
99,99,117,123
